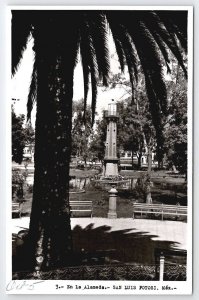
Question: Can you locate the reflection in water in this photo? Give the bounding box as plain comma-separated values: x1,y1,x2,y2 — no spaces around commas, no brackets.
70,176,186,192
69,176,187,207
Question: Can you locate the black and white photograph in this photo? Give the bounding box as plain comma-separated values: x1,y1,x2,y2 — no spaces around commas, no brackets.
7,6,192,295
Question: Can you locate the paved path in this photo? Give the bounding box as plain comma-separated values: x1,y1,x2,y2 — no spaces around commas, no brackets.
11,217,187,250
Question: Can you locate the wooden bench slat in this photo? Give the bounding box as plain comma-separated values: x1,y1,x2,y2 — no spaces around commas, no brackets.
70,210,92,212
69,200,93,218
12,202,23,218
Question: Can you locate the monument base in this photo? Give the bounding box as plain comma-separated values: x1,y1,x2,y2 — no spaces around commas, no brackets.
107,212,117,219
103,162,118,177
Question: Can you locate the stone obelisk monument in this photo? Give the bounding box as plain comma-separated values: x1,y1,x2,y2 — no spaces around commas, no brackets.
103,99,119,177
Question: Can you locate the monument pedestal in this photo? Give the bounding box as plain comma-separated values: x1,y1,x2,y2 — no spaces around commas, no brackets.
103,158,119,177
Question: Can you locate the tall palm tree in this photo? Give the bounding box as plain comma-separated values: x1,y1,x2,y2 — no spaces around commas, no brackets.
12,10,187,272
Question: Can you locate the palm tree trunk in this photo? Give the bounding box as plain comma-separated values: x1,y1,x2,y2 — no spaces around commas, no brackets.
27,26,78,271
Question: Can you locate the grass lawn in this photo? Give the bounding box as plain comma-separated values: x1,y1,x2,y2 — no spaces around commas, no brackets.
70,168,99,178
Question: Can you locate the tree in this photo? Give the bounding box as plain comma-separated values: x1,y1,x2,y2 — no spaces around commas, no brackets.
23,122,35,146
12,107,26,164
12,105,35,164
116,100,140,160
12,169,25,201
71,99,92,163
89,115,107,161
117,97,156,203
164,62,187,175
12,10,187,272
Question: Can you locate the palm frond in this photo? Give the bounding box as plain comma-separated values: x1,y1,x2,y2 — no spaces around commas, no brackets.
141,11,187,77
114,13,167,147
86,12,110,86
111,37,126,72
107,13,138,101
80,53,90,121
144,74,165,149
80,15,99,125
27,55,37,120
156,11,187,52
12,11,32,75
91,71,98,126
80,24,90,120
137,21,168,113
137,12,171,73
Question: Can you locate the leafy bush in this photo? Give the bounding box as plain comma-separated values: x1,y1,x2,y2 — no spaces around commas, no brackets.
134,173,151,199
27,184,33,193
12,169,25,200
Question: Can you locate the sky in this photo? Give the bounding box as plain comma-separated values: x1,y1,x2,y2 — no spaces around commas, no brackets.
11,34,130,126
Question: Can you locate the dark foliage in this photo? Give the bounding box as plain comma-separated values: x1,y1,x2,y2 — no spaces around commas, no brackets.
12,108,26,164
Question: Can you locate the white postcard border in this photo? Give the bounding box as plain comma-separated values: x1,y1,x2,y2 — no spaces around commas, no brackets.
4,4,193,296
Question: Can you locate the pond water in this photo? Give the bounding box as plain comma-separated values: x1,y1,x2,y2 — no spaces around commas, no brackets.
25,174,187,209
69,176,186,194
69,176,187,216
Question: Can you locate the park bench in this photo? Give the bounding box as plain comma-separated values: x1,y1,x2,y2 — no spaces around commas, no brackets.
69,200,93,218
12,201,24,218
132,203,187,221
